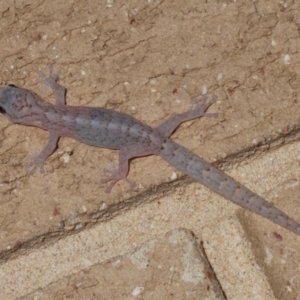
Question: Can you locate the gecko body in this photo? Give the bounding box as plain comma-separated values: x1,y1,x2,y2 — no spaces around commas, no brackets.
0,69,300,236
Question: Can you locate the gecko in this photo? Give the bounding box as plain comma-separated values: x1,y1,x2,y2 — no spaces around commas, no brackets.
0,68,299,237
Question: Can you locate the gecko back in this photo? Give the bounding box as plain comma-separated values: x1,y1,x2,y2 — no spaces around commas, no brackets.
0,84,155,150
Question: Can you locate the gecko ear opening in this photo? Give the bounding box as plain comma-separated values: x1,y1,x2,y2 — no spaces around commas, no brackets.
0,106,6,114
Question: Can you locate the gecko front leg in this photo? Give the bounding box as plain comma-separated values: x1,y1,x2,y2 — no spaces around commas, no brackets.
37,66,66,105
25,67,65,174
25,132,60,174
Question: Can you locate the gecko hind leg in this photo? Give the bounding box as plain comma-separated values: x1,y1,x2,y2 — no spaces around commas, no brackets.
156,94,218,138
100,163,137,194
100,144,155,193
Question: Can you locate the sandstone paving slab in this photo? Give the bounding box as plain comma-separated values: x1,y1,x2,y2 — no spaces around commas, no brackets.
20,229,225,300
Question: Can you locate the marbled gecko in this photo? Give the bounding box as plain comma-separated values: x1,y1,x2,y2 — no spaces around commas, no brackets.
0,68,299,236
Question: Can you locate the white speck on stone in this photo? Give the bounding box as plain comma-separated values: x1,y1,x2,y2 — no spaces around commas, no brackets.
10,65,14,69
63,36,67,41
170,172,177,180
42,34,48,40
234,124,238,128
185,64,190,69
61,153,70,163
81,29,86,34
271,39,276,46
52,46,56,50
81,70,86,76
132,286,144,296
131,106,136,110
131,9,138,15
157,264,162,269
252,138,257,144
100,202,108,210
202,86,207,95
264,247,273,265
124,81,129,85
75,223,83,230
82,205,87,213
150,88,156,93
23,71,27,75
175,98,181,104
149,78,157,85
55,55,59,59
87,20,92,25
217,73,223,81
283,54,290,64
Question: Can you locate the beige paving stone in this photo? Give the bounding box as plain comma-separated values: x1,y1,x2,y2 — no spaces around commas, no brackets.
2,139,300,299
20,229,225,300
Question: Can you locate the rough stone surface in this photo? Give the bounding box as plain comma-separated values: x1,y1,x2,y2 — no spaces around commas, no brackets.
20,229,225,300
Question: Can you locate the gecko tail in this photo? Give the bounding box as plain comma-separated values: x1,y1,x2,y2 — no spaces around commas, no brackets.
159,139,300,236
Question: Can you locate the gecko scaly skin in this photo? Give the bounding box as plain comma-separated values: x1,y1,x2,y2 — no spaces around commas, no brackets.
0,68,300,236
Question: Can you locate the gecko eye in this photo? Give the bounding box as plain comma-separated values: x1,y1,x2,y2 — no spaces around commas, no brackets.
8,84,18,88
0,106,6,114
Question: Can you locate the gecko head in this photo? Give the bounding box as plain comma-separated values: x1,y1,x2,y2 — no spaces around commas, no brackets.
0,85,41,124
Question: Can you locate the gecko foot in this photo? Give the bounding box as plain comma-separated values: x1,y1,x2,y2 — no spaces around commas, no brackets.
36,66,61,92
25,151,46,175
189,94,218,119
100,163,137,194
